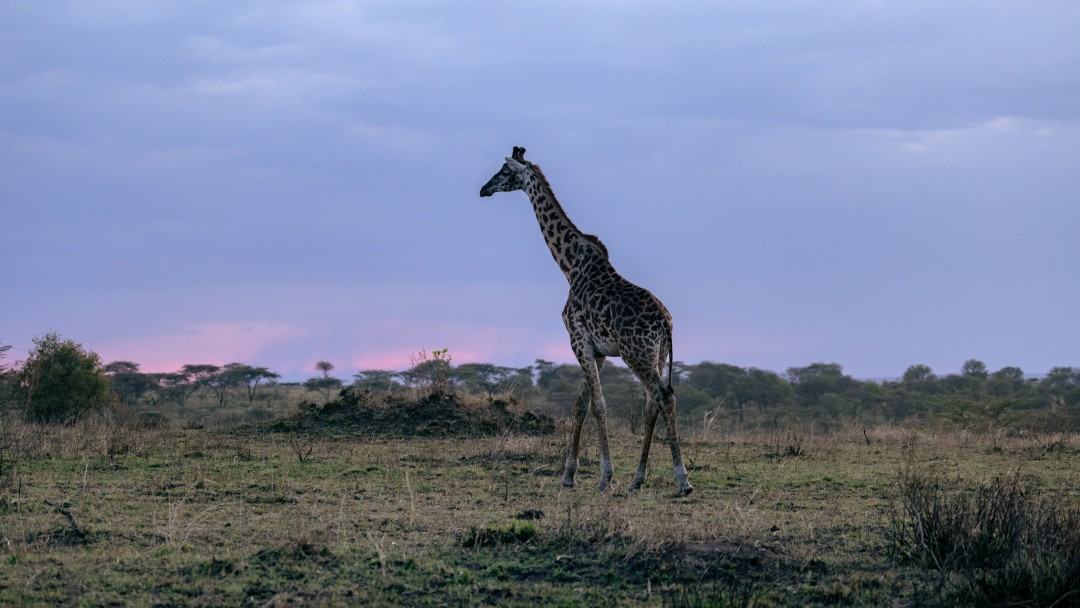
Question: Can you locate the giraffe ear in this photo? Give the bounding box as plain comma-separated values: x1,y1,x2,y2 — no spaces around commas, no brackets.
505,157,526,170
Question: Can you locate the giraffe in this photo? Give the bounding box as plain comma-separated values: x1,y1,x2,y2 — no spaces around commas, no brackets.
480,147,693,496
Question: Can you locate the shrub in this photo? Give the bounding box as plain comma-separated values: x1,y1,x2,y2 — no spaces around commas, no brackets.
276,387,554,438
14,332,113,423
885,466,1080,606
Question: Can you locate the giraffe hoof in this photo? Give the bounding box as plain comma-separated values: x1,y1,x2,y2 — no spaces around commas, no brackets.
679,484,694,497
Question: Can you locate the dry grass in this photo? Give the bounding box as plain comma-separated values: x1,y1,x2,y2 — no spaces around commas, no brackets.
1,412,1078,606
886,466,1080,606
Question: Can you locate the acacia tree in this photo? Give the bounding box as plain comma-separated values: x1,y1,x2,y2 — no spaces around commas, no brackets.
228,364,281,404
786,363,857,408
741,367,794,411
305,361,342,402
450,363,533,395
104,361,156,406
315,361,334,378
157,373,194,416
1041,367,1080,411
15,332,112,423
202,363,244,407
902,364,936,384
687,362,747,407
962,359,989,379
182,364,220,384
353,370,401,393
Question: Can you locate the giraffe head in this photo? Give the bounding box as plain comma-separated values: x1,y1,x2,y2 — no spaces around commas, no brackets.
480,147,530,197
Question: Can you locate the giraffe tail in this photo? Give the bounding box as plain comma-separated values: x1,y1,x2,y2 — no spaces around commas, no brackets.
666,335,675,394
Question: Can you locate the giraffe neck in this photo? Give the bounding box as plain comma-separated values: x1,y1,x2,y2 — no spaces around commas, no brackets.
522,165,609,284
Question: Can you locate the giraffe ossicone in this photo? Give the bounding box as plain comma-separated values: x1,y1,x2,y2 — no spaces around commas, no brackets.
479,147,693,496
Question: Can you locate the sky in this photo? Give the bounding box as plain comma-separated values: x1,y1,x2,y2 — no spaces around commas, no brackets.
2,1,1079,382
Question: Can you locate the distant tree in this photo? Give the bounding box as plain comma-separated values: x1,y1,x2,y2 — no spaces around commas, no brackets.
1040,367,1080,410
961,359,989,379
741,367,794,410
934,394,981,426
451,363,495,393
226,364,281,403
534,359,583,415
670,361,692,386
988,366,1026,397
104,361,139,374
1043,367,1080,389
451,363,533,395
671,383,714,420
182,364,220,385
503,366,535,393
157,373,194,415
686,362,746,404
853,381,890,422
939,371,985,397
533,359,558,388
104,361,156,406
305,376,343,402
306,361,342,402
785,363,858,408
14,332,112,423
399,350,453,394
353,370,401,393
202,363,247,407
594,364,642,430
902,364,936,384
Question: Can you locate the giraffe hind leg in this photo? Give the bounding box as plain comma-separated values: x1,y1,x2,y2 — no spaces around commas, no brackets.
631,363,692,496
630,395,660,491
561,383,590,488
659,386,693,496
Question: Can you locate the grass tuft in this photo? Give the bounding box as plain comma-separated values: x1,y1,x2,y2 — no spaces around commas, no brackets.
885,466,1080,606
461,520,539,548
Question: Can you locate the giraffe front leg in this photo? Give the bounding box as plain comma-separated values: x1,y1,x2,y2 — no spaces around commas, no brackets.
578,355,613,492
561,385,589,488
593,394,615,492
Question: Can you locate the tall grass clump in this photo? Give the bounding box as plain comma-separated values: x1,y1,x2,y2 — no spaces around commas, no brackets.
885,466,1080,606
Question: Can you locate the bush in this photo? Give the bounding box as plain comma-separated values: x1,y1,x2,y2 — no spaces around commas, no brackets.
273,387,555,438
14,332,113,423
885,466,1080,606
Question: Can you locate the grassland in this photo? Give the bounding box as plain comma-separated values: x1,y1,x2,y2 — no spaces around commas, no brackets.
2,399,1079,606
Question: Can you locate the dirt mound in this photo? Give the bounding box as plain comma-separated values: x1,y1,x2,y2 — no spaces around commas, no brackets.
268,387,555,438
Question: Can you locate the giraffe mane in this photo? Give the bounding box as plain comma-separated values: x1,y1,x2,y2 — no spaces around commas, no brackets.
528,163,609,260
583,233,609,258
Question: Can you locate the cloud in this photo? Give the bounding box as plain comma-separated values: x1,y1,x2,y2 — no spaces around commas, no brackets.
3,1,1079,381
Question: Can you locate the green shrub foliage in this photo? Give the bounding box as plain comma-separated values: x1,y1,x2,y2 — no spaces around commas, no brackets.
16,332,112,423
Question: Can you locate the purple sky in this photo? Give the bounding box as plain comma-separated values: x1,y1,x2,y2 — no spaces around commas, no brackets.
3,2,1079,381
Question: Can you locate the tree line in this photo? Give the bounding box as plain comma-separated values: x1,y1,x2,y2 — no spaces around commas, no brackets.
3,333,1079,430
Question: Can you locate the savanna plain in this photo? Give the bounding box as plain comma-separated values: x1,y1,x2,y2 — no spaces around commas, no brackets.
2,394,1079,607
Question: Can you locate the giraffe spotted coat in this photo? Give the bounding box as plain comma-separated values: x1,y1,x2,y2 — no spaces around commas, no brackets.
480,147,693,496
